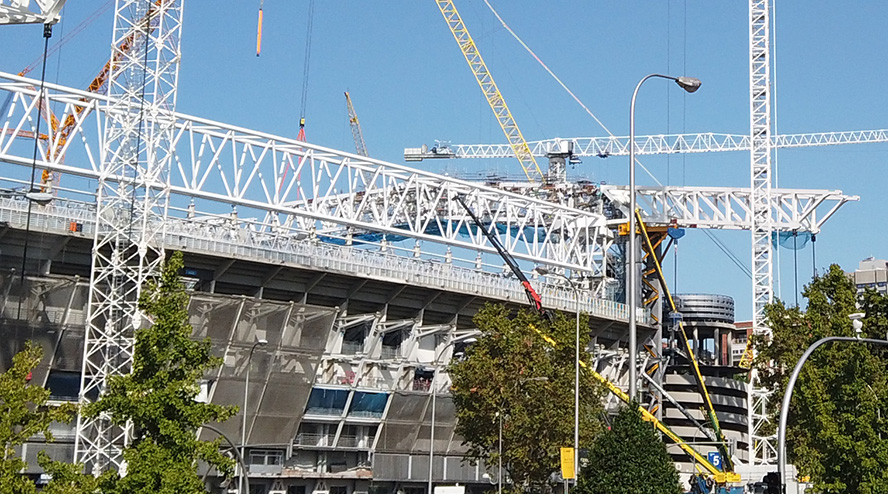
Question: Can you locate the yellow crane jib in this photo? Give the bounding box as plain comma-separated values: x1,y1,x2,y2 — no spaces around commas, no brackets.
344,91,369,157
435,0,544,182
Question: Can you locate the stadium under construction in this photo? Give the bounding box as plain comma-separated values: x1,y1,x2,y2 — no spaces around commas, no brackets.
0,1,870,493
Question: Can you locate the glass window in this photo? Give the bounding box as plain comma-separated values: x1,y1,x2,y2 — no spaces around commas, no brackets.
45,370,81,401
348,392,388,418
249,449,283,466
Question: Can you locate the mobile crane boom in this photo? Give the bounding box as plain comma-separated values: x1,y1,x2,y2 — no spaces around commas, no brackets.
454,194,739,486
454,194,548,319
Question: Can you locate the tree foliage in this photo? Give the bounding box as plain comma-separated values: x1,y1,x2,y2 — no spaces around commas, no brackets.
37,450,103,494
85,251,237,494
576,403,682,494
448,304,604,493
0,342,76,494
754,264,888,493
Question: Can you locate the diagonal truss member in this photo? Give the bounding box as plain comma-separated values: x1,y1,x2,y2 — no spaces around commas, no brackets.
74,0,183,474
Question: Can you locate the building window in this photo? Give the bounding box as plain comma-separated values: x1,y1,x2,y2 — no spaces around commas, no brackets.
330,486,347,494
250,449,283,466
288,486,306,494
45,370,81,402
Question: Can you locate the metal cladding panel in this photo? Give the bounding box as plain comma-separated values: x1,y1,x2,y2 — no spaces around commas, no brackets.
415,424,457,453
377,422,418,453
251,361,317,445
188,296,242,341
294,310,336,351
22,442,75,474
387,392,429,423
239,300,290,343
204,377,245,441
372,453,411,481
0,321,47,372
444,456,478,481
424,396,456,426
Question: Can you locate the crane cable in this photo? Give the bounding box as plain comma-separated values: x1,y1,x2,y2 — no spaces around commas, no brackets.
487,0,760,284
19,0,113,77
480,0,661,185
18,23,53,320
277,0,314,196
298,0,315,131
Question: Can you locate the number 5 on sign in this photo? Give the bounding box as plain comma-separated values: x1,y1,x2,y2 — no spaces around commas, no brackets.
560,447,576,479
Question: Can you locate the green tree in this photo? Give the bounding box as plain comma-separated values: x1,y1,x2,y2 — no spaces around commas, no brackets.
37,451,103,494
576,403,682,494
448,304,604,493
0,342,76,494
85,251,237,494
754,264,888,493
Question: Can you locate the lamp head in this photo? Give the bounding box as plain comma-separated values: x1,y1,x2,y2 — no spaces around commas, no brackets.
675,76,702,93
532,267,550,276
257,338,268,345
25,191,53,205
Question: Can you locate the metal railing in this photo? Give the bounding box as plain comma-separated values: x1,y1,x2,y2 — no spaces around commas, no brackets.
341,341,364,355
0,197,648,324
293,433,334,447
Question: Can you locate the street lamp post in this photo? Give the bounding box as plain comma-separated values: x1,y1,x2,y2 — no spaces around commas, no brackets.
533,268,582,486
777,326,888,492
428,332,478,494
628,74,701,400
497,411,503,494
240,338,267,494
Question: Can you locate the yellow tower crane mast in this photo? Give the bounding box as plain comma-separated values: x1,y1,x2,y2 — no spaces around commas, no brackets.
435,0,544,182
344,91,369,157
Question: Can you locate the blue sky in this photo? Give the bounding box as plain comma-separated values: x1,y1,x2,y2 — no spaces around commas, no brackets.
2,1,887,321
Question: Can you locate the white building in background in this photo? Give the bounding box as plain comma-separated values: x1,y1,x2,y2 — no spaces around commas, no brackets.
848,257,888,295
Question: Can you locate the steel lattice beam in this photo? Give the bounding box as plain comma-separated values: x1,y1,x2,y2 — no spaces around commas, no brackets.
404,129,888,160
0,0,65,25
602,185,857,234
72,0,183,474
0,71,612,285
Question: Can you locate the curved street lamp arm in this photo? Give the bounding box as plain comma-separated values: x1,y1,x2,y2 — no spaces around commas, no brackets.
778,336,888,489
201,423,249,489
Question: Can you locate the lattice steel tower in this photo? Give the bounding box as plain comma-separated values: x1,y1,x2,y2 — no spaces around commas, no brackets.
748,0,776,464
74,0,183,473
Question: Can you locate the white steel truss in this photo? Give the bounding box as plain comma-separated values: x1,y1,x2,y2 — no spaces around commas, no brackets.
404,128,888,160
0,0,65,25
748,0,775,465
73,0,183,474
0,71,612,283
601,185,857,234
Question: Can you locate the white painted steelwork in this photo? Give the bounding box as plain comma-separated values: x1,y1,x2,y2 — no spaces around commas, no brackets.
0,0,65,25
0,71,612,287
404,129,888,160
602,185,857,234
0,195,642,323
72,0,184,474
747,0,776,465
